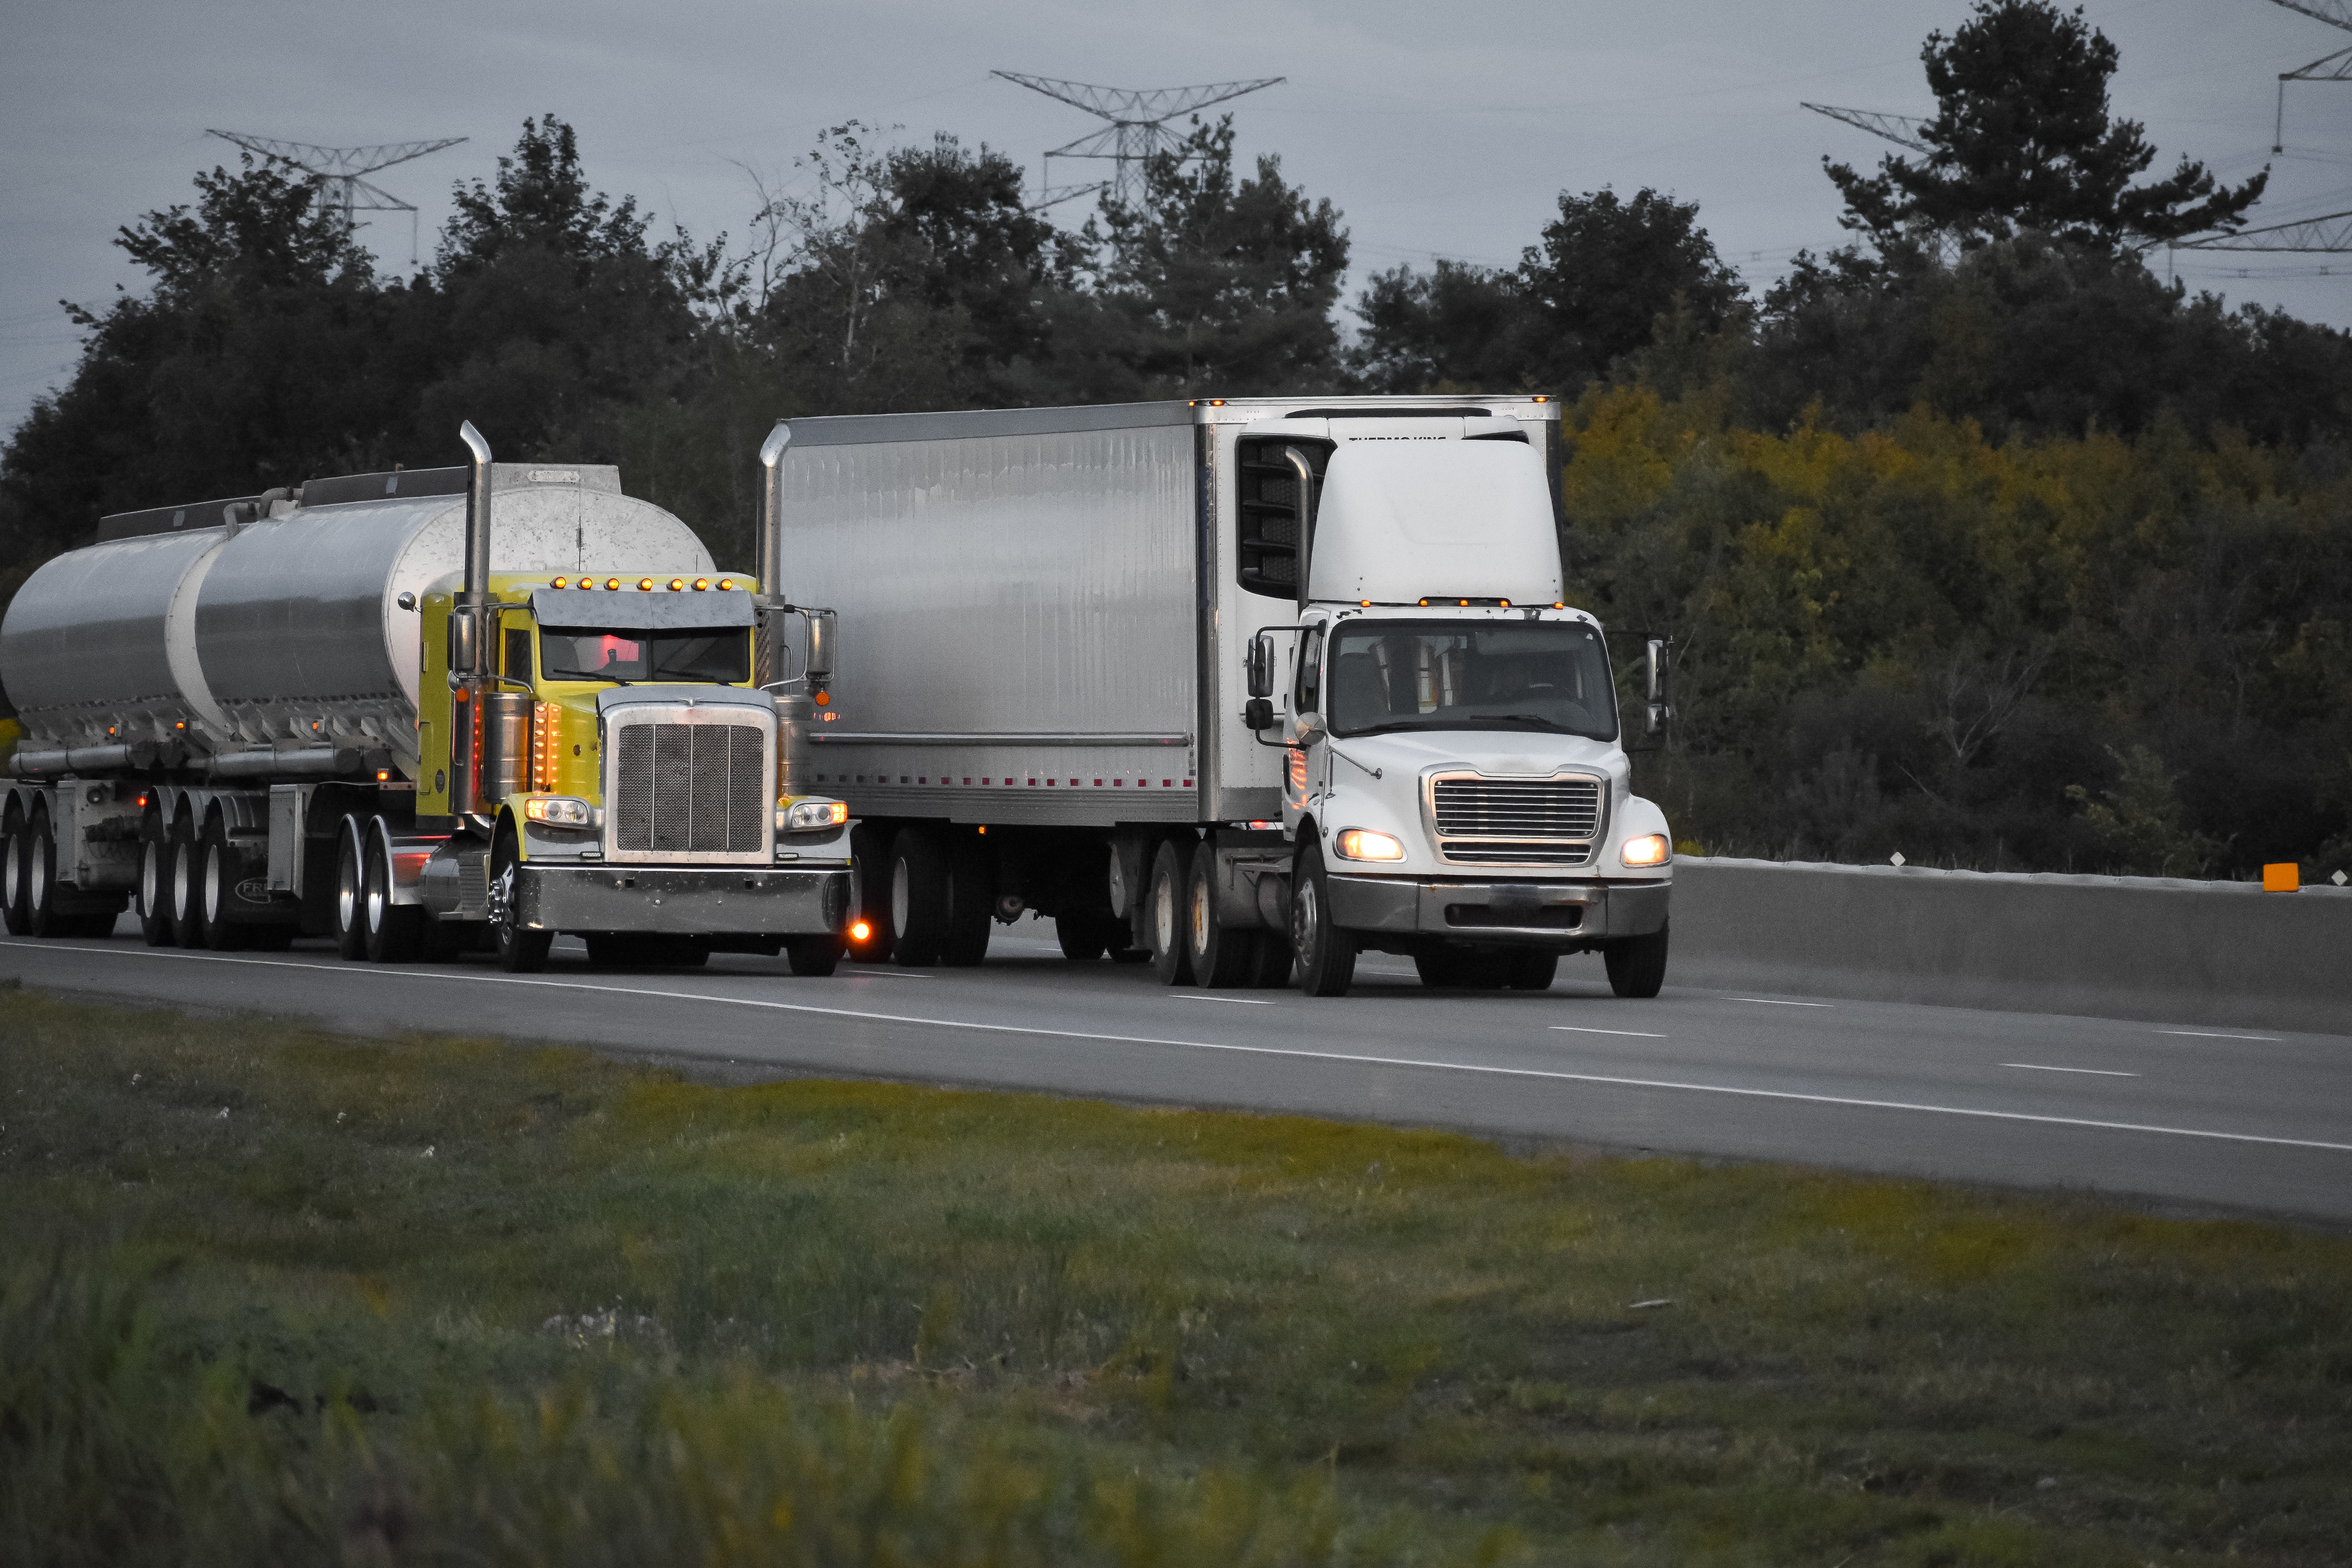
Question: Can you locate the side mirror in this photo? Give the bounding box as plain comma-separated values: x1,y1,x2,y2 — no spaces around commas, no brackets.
1644,637,1674,736
804,608,837,682
1245,630,1276,698
1244,697,1274,731
448,610,477,676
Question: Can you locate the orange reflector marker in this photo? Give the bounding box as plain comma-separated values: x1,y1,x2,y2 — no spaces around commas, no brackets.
668,578,684,591
849,920,872,942
1499,599,1510,607
814,691,829,706
638,578,654,591
2263,862,2301,892
717,577,735,590
604,578,620,591
693,577,708,590
551,576,567,588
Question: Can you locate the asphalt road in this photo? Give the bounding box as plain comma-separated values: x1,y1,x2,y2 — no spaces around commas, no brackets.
6,917,2349,1224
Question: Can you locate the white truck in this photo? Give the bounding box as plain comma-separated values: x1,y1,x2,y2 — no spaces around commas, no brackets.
766,394,1673,997
0,426,855,972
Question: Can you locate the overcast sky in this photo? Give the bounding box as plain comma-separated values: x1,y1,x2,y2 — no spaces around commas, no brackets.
4,0,2347,441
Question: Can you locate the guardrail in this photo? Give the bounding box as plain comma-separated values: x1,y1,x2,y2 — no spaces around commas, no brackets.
1671,857,2352,1035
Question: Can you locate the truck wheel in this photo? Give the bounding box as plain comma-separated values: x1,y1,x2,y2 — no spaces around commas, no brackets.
331,822,366,960
137,833,174,946
943,832,994,967
1290,840,1356,998
1054,913,1108,961
0,810,27,937
23,811,62,938
887,828,951,967
1506,951,1560,991
786,934,843,976
848,823,894,964
1604,923,1669,999
1184,849,1257,987
1246,927,1294,988
490,828,551,974
196,822,249,952
168,820,203,948
1147,837,1197,985
361,831,423,964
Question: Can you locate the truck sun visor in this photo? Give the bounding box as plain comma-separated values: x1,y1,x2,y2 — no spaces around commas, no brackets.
529,587,758,630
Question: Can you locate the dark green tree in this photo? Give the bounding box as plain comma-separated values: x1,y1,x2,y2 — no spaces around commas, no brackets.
1828,0,2266,251
1088,116,1350,396
1350,187,1743,395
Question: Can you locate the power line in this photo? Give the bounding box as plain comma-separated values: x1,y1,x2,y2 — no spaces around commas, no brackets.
2263,0,2352,152
1800,102,1930,153
2174,207,2352,249
205,131,466,265
992,71,1284,209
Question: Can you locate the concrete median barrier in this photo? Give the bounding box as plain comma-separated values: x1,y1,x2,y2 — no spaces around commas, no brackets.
1671,857,2352,1035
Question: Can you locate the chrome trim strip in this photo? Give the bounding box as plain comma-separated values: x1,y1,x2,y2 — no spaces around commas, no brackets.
811,731,1191,748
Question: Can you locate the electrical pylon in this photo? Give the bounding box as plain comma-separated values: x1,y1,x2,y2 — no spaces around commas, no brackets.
2262,0,2352,151
992,72,1284,209
1800,103,1930,153
2174,206,2352,250
205,131,467,263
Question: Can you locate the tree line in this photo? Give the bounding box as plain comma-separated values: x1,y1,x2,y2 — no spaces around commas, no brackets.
3,0,2348,879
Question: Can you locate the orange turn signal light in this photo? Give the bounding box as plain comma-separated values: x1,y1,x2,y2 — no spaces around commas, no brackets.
849,920,873,942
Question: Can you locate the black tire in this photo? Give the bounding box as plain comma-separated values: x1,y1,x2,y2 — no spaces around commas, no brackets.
1147,837,1197,986
786,934,843,976
23,811,63,938
247,926,296,951
943,831,994,967
1246,926,1294,988
490,826,551,973
1506,950,1561,991
0,811,28,936
331,822,366,960
361,829,423,964
887,827,951,967
196,822,248,952
1604,924,1669,999
136,831,174,946
1290,839,1356,998
1184,848,1258,988
1054,912,1108,961
167,820,202,948
847,823,894,964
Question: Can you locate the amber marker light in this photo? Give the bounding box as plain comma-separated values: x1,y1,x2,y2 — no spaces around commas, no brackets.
1499,599,1511,607
693,577,709,590
551,576,567,588
638,578,654,591
813,691,830,706
604,578,620,591
849,920,873,943
1621,834,1671,867
717,577,735,590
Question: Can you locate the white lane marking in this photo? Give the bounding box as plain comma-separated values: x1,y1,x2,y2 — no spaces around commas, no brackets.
1551,1025,1666,1038
2004,1063,2140,1078
846,968,931,978
1170,994,1278,1005
2159,1029,2279,1042
9,939,2352,1156
1730,997,1835,1007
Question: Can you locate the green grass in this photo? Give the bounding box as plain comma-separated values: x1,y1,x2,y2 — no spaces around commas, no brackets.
2,986,2348,1565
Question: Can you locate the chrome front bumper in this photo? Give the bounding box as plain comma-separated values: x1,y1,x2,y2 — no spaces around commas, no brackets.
1327,875,1669,947
513,863,853,936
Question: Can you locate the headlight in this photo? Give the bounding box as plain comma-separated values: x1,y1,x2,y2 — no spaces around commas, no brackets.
523,795,593,828
1335,828,1406,862
1621,833,1670,867
782,797,849,832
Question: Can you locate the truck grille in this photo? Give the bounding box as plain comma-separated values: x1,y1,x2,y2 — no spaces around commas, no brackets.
612,722,768,855
1431,777,1602,866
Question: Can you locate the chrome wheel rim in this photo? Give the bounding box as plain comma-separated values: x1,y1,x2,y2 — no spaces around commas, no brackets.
139,840,159,916
1188,879,1210,958
3,835,18,909
203,844,222,922
365,855,386,934
172,840,194,920
891,858,911,936
28,832,47,911
1154,874,1175,952
336,844,358,933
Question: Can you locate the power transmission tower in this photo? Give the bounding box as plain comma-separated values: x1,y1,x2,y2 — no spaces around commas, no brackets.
993,72,1284,209
2174,206,2352,250
1800,102,1931,153
2262,0,2352,151
206,131,467,264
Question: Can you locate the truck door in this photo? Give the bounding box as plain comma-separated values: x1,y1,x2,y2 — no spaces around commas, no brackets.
1283,625,1324,836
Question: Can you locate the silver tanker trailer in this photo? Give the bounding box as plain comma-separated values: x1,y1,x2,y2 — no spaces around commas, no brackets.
0,425,855,973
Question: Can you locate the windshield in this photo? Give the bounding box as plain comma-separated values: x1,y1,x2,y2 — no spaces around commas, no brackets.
1325,619,1618,741
539,627,750,684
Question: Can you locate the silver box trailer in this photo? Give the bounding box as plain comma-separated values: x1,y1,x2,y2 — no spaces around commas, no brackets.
772,395,1673,996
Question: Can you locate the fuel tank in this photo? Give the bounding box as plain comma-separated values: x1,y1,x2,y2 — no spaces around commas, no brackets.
0,465,713,772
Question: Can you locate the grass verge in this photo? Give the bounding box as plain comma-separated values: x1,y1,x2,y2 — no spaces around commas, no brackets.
2,987,2348,1564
